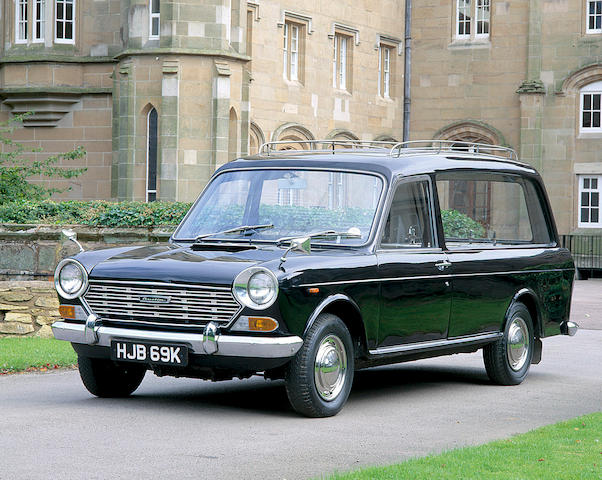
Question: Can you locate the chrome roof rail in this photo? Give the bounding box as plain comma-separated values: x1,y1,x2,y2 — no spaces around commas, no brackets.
258,140,398,156
389,140,518,161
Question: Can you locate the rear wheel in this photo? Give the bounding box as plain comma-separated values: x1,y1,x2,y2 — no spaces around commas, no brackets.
483,302,534,385
285,313,354,417
78,355,146,398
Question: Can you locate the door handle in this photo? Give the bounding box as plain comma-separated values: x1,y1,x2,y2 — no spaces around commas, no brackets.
435,260,452,271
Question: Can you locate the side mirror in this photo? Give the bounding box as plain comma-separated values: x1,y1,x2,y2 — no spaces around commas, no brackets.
289,237,311,255
279,236,311,268
61,229,84,253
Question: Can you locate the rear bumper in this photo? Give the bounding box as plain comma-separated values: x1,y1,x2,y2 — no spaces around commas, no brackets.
560,321,579,336
52,320,303,359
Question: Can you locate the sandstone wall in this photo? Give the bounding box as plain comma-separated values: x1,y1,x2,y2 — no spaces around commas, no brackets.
0,281,59,338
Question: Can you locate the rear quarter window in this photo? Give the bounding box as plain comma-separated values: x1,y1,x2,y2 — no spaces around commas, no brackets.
436,172,552,248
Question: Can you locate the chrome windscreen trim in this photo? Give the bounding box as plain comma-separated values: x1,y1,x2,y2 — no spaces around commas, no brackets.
369,332,503,356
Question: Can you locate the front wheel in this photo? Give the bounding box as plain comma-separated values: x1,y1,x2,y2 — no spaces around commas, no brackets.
285,313,354,417
483,302,535,385
78,355,146,398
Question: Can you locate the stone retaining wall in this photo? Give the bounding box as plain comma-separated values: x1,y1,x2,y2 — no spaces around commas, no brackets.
0,281,60,338
0,224,172,280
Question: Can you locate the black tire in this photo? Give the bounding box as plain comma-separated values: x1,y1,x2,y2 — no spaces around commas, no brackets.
483,302,534,385
78,355,146,398
285,313,354,418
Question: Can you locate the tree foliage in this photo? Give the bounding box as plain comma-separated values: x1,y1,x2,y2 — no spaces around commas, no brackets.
0,114,87,203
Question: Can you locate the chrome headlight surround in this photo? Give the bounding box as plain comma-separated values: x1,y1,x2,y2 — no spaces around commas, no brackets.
232,267,279,310
54,259,89,300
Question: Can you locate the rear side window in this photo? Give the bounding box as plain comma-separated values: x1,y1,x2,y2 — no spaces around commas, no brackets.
436,172,552,247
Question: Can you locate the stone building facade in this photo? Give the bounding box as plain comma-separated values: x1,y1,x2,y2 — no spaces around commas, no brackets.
0,0,404,203
1,0,601,235
411,0,602,234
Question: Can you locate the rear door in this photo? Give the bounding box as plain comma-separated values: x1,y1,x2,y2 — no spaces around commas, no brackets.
376,176,452,349
436,171,558,337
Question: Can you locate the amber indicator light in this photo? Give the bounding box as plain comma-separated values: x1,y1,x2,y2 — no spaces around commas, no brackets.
248,317,278,332
307,287,320,294
58,305,76,319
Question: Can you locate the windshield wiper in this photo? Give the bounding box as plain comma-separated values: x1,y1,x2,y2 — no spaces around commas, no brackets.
193,224,274,243
276,230,361,247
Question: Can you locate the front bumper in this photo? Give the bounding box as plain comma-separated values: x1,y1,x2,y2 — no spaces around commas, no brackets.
52,320,303,359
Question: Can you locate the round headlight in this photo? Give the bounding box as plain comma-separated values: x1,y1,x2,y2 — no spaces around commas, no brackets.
233,267,278,310
54,259,88,299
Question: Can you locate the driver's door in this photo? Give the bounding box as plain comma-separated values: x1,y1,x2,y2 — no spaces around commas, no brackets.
375,177,452,349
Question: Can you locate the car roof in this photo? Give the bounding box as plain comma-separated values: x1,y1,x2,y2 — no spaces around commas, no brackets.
218,146,539,181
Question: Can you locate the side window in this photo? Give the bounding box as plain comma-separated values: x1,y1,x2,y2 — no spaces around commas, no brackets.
381,180,434,248
436,173,552,247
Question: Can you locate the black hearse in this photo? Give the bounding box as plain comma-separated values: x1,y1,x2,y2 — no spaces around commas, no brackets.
53,140,577,417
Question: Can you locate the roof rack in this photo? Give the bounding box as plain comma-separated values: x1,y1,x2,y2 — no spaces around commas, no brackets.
257,139,520,162
389,140,518,161
259,140,397,156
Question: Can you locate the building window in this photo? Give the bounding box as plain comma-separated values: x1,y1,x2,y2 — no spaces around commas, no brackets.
149,0,160,39
587,1,602,33
581,81,602,132
34,0,46,41
55,0,75,43
333,33,350,90
16,0,28,43
579,176,601,227
147,108,158,202
456,0,490,40
378,45,393,98
283,21,300,81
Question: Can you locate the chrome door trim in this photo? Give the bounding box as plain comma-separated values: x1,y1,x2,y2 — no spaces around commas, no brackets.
369,332,503,356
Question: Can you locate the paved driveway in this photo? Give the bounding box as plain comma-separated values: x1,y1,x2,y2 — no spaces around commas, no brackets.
1,281,600,480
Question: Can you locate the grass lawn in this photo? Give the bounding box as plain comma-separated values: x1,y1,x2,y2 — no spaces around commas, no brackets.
0,337,77,374
326,412,602,480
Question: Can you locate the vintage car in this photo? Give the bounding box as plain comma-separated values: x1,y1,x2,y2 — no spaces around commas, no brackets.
52,140,577,417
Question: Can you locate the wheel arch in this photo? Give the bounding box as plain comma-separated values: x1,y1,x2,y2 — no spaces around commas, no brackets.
509,288,542,338
304,294,368,357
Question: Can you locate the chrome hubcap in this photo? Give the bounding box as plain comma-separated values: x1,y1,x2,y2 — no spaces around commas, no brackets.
314,335,347,401
507,317,530,371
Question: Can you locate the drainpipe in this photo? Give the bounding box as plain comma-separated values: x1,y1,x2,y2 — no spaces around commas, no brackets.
403,0,412,143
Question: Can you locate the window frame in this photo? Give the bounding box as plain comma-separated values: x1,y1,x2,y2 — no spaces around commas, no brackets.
378,175,438,251
15,0,28,44
580,81,602,133
435,171,554,250
578,175,602,228
586,0,602,34
282,20,304,83
54,0,75,44
378,44,393,98
149,0,160,40
333,32,351,91
455,0,490,41
33,0,46,42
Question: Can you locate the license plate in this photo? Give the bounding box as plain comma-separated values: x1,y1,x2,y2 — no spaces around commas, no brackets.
110,341,188,367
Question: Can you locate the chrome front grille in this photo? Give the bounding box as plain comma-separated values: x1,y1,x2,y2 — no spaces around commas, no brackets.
84,279,241,329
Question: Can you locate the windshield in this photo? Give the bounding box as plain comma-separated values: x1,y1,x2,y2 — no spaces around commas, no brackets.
174,169,384,245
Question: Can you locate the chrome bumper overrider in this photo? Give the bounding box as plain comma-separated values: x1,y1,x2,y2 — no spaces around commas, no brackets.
52,320,303,359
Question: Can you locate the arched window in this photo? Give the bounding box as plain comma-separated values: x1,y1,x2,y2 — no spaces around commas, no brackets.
248,122,264,155
146,108,158,202
580,80,602,132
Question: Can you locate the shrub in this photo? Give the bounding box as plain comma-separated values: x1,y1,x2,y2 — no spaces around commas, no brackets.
0,200,192,227
0,115,86,203
441,209,486,238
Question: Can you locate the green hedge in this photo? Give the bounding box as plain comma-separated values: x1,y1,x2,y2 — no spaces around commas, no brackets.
0,201,192,227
